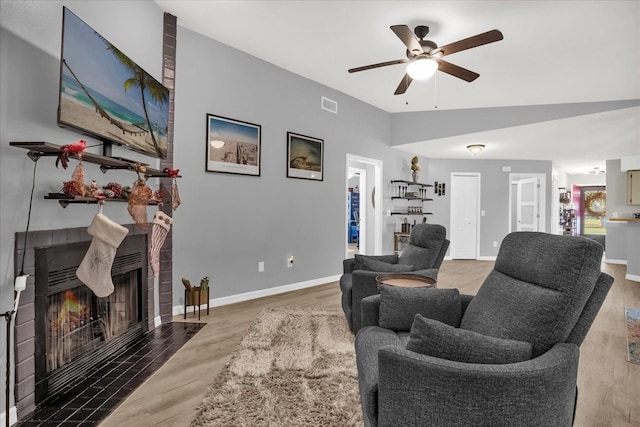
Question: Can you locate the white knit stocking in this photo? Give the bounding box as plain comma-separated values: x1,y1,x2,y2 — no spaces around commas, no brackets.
76,206,129,297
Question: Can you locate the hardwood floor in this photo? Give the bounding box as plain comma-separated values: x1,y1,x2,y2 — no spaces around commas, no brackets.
99,260,639,427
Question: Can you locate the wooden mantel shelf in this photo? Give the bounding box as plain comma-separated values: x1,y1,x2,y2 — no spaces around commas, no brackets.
10,141,179,178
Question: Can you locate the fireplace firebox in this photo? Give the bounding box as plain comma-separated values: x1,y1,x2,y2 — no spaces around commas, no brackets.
33,234,147,405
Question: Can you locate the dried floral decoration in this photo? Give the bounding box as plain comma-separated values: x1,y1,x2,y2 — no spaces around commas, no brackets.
71,162,87,197
127,177,152,229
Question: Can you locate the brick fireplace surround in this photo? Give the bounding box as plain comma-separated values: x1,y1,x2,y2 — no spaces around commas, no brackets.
14,224,156,416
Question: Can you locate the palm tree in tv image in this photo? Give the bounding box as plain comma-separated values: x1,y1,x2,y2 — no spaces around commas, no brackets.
107,43,168,158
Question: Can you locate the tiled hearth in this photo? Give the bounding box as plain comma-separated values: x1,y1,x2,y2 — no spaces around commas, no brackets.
15,322,204,426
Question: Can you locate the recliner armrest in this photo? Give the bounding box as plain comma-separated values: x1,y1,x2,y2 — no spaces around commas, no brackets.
361,294,381,328
376,343,579,427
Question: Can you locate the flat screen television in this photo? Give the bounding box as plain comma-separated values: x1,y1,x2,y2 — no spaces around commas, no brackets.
57,7,169,159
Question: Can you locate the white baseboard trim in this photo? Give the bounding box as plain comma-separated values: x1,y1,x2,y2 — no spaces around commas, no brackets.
1,406,18,425
626,273,640,283
154,315,162,328
172,275,341,316
605,258,627,265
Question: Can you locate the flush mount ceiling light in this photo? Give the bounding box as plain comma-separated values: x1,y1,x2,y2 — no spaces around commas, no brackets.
210,140,225,149
405,57,439,80
466,144,485,155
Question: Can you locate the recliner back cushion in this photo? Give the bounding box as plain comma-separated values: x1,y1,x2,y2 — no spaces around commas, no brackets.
398,224,446,270
460,232,604,356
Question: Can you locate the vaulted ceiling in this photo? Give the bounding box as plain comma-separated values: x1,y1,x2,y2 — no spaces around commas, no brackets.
155,1,640,175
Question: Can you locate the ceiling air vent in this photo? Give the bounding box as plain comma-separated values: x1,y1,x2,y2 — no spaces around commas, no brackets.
321,96,338,114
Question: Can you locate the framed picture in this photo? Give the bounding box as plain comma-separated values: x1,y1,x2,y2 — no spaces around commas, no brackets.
286,132,324,181
206,113,261,176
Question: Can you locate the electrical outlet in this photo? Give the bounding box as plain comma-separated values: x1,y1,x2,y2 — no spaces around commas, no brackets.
287,256,294,268
258,262,264,272
493,241,498,248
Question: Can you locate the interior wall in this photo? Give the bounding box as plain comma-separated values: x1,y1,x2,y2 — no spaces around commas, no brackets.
171,26,414,303
423,157,553,258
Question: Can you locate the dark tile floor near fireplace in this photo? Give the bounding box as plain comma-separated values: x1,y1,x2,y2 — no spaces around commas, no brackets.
16,322,204,426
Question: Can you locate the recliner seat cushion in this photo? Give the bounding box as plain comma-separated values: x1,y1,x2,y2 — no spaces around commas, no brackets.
407,314,533,364
379,286,462,331
460,232,604,356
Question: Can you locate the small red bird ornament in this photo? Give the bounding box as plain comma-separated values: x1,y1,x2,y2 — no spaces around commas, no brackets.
56,139,87,169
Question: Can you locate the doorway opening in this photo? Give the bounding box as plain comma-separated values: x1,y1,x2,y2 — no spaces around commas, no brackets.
579,185,606,249
347,168,365,257
346,154,383,258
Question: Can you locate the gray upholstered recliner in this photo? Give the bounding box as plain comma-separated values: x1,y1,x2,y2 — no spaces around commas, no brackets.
355,232,613,427
340,224,449,333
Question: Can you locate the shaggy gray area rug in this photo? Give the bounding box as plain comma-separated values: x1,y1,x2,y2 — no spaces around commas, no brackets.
190,307,363,426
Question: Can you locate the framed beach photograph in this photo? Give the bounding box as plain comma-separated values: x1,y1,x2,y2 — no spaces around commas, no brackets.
206,114,261,176
286,132,324,181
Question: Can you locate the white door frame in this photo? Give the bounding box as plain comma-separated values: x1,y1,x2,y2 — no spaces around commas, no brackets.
450,172,481,259
346,154,383,257
348,167,367,254
508,173,546,233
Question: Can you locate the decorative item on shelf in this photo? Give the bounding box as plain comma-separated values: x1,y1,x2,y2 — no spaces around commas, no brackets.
402,217,410,233
71,161,87,196
410,156,422,183
406,191,419,199
164,168,181,210
127,174,153,229
104,182,123,199
55,139,86,169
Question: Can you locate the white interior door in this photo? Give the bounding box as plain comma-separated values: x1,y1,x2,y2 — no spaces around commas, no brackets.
450,173,480,259
516,177,539,231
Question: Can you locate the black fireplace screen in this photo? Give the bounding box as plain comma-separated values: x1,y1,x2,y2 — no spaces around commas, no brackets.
45,271,139,373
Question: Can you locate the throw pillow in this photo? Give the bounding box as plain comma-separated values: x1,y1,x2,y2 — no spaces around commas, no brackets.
406,314,534,364
379,286,462,331
357,256,414,273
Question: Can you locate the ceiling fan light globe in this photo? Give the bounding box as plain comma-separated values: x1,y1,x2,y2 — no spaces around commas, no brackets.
406,58,438,80
210,140,225,149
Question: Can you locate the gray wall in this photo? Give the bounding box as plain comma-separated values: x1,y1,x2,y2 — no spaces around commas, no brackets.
170,26,409,301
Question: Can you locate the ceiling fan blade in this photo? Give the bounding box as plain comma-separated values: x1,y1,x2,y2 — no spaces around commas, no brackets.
394,74,413,95
390,25,423,54
437,60,480,82
436,29,503,57
348,59,409,73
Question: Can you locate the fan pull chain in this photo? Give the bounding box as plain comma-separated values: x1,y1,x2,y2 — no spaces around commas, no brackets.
434,72,438,109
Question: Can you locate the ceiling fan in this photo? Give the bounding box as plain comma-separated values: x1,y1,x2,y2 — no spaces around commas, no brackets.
348,25,503,95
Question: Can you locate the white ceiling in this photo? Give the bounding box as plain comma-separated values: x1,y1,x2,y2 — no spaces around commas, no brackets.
154,0,639,175
5,0,628,176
